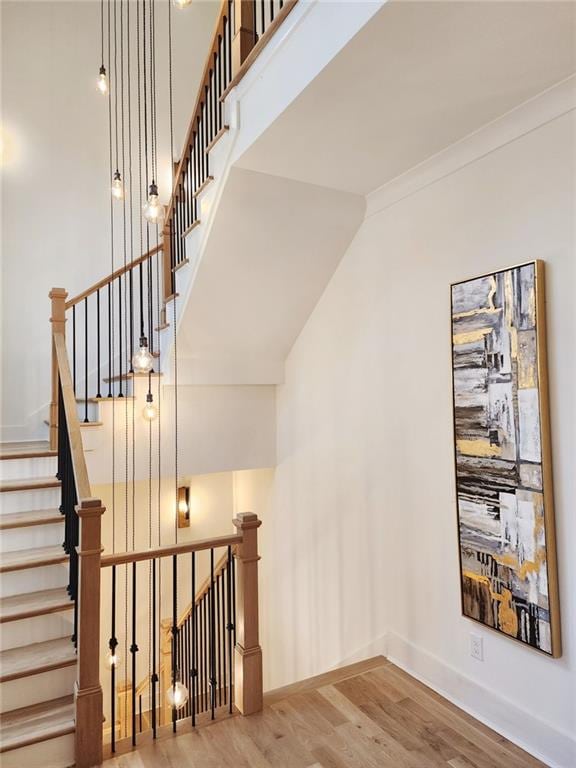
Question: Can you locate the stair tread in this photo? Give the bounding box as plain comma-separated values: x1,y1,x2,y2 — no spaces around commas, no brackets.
0,508,63,530
0,588,72,623
0,695,74,752
0,441,56,461
0,636,76,682
0,545,67,573
0,476,60,493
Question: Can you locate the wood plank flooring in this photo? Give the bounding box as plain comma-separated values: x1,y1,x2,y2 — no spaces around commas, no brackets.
102,658,548,768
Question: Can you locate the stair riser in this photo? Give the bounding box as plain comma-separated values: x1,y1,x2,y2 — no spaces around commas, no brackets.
1,523,64,554
0,731,74,768
1,611,74,652
0,565,69,598
0,458,57,481
0,489,60,514
1,665,77,713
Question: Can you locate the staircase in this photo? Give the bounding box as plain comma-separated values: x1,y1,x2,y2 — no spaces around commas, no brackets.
0,443,76,768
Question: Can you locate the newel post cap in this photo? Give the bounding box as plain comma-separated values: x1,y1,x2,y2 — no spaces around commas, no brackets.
233,512,261,531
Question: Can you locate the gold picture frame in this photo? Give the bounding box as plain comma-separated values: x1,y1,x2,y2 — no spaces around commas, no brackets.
450,260,561,657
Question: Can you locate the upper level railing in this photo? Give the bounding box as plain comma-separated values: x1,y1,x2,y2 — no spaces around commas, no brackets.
163,0,298,297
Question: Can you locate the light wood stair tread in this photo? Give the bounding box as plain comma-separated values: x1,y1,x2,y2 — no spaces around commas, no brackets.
0,695,74,753
103,372,163,383
0,587,72,624
0,636,76,682
0,476,60,493
0,545,67,573
0,508,63,530
0,441,56,460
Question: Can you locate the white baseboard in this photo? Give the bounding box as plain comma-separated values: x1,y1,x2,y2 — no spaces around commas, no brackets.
386,631,576,768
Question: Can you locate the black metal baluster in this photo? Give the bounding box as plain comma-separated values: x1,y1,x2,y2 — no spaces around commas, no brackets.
110,564,118,753
84,297,89,422
199,597,204,712
209,549,216,719
270,0,275,24
96,290,102,398
118,277,124,397
107,283,112,397
227,546,233,712
129,267,134,372
191,551,196,727
151,557,158,739
131,562,138,746
202,594,210,710
72,305,77,396
222,565,227,706
172,555,178,733
260,0,265,38
227,3,232,83
217,37,223,130
216,570,222,707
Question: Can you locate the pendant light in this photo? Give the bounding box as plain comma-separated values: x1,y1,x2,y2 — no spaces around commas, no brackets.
166,678,189,709
142,391,158,421
112,169,124,199
173,0,192,8
132,335,154,373
97,64,108,95
143,181,164,224
106,637,120,667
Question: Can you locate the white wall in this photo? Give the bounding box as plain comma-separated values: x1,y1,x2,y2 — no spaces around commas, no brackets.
265,107,575,765
0,0,220,439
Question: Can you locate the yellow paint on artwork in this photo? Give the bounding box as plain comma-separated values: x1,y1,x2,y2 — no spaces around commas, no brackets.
453,328,493,345
498,589,519,637
527,285,536,327
457,439,501,458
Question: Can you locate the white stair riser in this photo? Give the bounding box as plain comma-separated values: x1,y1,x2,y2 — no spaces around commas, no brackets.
1,523,64,554
0,732,74,768
0,458,57,481
0,488,60,514
1,610,74,651
0,565,69,598
1,665,77,713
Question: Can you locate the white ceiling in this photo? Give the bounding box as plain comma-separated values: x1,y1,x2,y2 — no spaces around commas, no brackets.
236,0,576,195
177,167,365,372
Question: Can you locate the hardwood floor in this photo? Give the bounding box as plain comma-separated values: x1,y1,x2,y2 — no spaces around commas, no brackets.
102,657,548,768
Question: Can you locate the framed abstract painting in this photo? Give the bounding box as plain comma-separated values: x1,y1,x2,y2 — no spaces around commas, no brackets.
450,260,561,656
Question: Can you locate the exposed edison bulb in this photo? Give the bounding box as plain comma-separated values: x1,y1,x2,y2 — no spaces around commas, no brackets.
142,392,158,422
97,65,108,95
173,0,192,8
106,649,120,668
132,336,153,374
143,181,163,224
112,170,123,200
166,681,189,709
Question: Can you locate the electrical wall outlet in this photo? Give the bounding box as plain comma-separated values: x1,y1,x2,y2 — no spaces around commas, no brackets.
470,633,484,661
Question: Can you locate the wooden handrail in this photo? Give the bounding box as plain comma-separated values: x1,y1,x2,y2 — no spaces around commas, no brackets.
100,533,243,568
53,332,92,501
222,0,298,101
65,245,162,309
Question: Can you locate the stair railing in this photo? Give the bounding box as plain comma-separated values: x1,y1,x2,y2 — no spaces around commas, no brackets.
162,0,298,299
50,289,106,768
100,513,262,755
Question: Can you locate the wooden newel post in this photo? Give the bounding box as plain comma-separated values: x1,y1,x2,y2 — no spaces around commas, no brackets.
49,287,68,450
162,212,173,302
232,0,256,76
232,512,262,715
75,498,104,768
